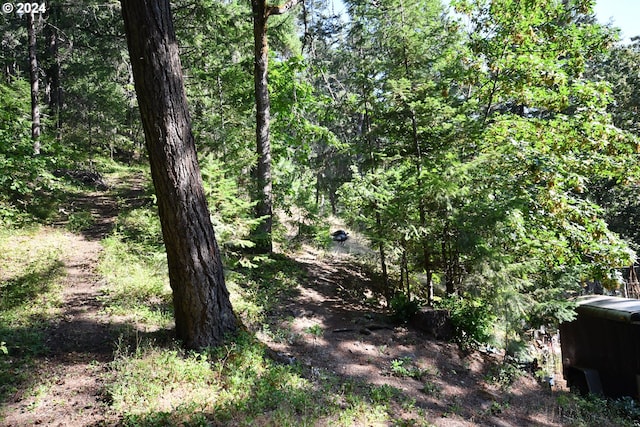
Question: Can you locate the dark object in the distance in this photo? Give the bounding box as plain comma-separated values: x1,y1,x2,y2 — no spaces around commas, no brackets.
410,307,454,340
331,229,348,244
559,295,640,398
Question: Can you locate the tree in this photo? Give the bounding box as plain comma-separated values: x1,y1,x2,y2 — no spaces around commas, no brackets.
44,1,138,160
334,0,460,302
450,0,638,336
587,41,640,248
332,0,636,339
27,11,41,155
120,0,238,349
43,3,63,134
0,77,48,215
173,0,255,162
251,0,301,253
597,41,640,136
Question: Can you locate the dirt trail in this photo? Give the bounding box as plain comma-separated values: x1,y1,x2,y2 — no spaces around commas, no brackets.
1,178,563,426
262,244,564,427
1,189,119,427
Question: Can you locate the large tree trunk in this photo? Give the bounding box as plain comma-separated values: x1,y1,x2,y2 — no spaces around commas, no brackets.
251,0,273,254
121,0,238,349
27,12,41,155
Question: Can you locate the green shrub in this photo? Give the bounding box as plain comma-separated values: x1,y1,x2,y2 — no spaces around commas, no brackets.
98,234,172,326
556,393,640,426
390,293,420,323
369,384,401,404
0,79,59,222
67,210,95,232
389,357,428,380
199,154,258,250
437,294,496,347
116,207,163,247
485,362,522,390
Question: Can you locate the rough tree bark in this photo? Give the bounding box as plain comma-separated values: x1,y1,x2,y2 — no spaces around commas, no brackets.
121,0,238,349
27,12,41,155
44,6,62,134
251,0,300,253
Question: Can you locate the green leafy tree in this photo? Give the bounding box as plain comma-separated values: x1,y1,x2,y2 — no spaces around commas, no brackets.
587,41,640,248
302,9,355,214
0,78,54,222
333,0,461,302
46,1,136,161
269,55,341,241
599,41,640,135
451,0,638,338
26,11,41,154
174,0,255,167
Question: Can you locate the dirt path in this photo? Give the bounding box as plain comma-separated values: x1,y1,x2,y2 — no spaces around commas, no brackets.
1,190,120,426
1,178,564,426
262,245,564,426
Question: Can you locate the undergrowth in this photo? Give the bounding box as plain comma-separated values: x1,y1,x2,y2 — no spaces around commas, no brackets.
93,171,640,426
556,393,640,427
94,190,410,425
97,196,173,328
105,332,395,426
98,233,173,328
0,227,66,401
3,162,640,426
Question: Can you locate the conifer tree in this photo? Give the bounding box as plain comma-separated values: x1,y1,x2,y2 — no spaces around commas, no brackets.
121,0,238,349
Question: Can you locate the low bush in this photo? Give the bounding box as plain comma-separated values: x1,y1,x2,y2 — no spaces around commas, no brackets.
389,293,420,323
437,294,496,348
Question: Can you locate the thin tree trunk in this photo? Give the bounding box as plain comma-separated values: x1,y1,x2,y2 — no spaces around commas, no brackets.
217,74,226,164
121,0,238,349
401,244,410,300
442,221,456,295
410,111,435,303
27,12,41,155
251,0,273,253
426,268,434,304
45,7,62,134
375,209,391,305
250,0,300,254
315,170,321,207
398,1,433,304
360,73,391,303
125,62,138,152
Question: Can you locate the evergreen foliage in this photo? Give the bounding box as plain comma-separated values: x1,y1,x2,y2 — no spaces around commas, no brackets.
1,0,639,352
0,78,56,222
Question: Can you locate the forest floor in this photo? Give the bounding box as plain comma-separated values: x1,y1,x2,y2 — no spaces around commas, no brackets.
0,177,580,426
0,193,117,426
261,242,568,427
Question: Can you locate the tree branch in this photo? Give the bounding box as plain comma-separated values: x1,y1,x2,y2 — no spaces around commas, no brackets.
266,0,301,17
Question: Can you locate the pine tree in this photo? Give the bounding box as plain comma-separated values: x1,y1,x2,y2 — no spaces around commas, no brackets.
121,0,238,349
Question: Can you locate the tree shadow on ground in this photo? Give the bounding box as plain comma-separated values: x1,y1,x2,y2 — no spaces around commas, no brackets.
50,169,152,241
0,259,64,312
0,316,118,406
236,248,572,426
